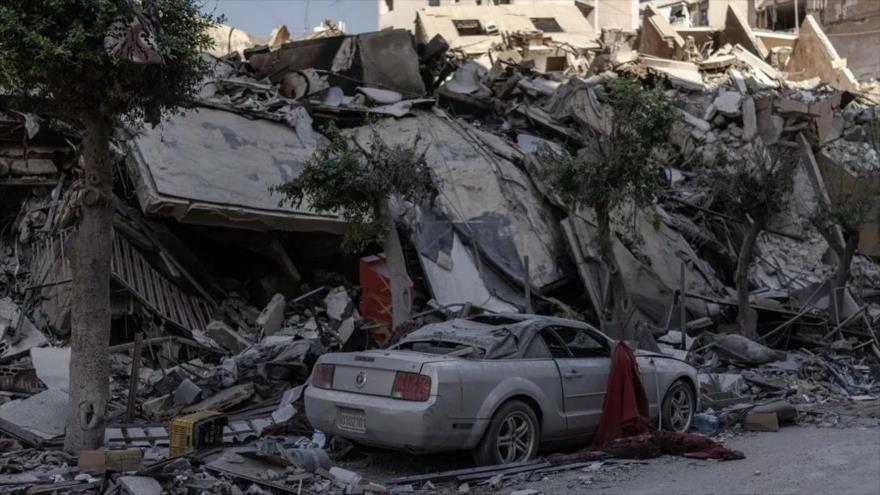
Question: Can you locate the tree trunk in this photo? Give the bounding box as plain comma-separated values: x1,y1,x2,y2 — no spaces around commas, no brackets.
832,231,859,291
383,202,411,330
64,113,114,453
596,205,628,340
736,222,762,340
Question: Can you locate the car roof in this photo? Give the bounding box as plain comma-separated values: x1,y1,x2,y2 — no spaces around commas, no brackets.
395,314,603,359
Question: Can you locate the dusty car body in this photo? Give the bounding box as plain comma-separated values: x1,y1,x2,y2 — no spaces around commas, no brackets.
304,314,698,465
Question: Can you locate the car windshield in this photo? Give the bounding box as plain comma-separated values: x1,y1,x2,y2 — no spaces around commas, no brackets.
395,319,526,359
396,340,485,358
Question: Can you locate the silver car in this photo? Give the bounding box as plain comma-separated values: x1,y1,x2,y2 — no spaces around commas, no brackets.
304,314,698,465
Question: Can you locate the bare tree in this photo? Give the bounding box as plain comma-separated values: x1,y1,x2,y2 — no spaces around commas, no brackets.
708,142,796,339
273,125,432,332
543,77,676,340
811,121,880,291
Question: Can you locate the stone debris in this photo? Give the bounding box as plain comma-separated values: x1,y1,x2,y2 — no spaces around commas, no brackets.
0,6,878,495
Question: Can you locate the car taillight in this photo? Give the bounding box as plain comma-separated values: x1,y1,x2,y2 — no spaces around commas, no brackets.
391,372,431,401
313,364,335,389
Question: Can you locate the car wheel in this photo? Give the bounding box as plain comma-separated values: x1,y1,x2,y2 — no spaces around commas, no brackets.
662,380,695,432
473,400,539,466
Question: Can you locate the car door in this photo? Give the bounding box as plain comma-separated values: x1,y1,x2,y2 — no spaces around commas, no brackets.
635,354,661,418
541,325,611,436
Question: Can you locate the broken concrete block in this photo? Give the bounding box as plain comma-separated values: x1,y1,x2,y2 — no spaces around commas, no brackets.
142,394,172,420
0,297,47,360
713,91,742,117
677,108,711,133
207,320,251,354
329,466,362,488
79,449,144,474
357,87,402,105
639,56,705,91
324,287,353,321
173,379,202,406
700,53,737,70
0,388,68,442
729,68,748,94
812,99,845,146
743,411,779,432
118,476,162,495
182,382,254,414
610,47,638,67
752,400,797,424
742,96,757,142
774,98,811,115
30,347,71,392
731,44,780,82
712,334,786,365
256,294,285,336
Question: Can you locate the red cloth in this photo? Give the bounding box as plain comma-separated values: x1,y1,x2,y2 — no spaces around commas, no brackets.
591,341,652,446
547,341,745,463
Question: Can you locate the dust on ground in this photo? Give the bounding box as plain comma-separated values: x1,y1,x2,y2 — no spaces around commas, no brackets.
342,425,880,495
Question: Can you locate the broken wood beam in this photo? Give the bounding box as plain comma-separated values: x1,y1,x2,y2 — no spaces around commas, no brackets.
109,336,220,354
384,459,544,486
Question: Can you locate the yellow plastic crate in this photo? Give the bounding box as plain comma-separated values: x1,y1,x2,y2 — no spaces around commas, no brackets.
169,410,227,457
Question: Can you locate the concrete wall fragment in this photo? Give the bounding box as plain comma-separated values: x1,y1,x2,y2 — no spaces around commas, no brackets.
786,15,859,92
639,5,686,59
722,4,769,59
819,0,880,80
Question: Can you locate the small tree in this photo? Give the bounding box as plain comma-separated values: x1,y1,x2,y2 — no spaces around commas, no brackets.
544,77,676,339
811,122,880,291
0,0,218,451
708,142,796,339
273,125,432,332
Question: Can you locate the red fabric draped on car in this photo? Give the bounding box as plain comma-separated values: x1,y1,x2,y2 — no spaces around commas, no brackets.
591,340,652,446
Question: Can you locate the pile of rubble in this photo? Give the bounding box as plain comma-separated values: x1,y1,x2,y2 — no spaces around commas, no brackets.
1,9,878,494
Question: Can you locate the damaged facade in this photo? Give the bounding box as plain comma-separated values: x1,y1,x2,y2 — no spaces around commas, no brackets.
0,3,879,494
645,0,880,80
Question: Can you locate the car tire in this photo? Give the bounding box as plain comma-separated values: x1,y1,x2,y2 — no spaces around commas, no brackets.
661,379,695,432
473,400,540,466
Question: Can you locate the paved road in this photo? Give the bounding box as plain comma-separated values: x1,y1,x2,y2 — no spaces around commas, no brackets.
519,426,880,495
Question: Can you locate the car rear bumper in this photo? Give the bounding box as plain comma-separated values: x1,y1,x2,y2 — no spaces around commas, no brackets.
304,386,480,452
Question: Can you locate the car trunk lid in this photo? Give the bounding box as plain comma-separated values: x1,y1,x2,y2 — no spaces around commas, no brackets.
320,350,439,396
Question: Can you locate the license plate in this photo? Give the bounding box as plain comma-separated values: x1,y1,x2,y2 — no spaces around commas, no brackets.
337,409,366,433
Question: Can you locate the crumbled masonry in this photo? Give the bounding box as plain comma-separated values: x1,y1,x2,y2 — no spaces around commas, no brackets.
1,9,879,494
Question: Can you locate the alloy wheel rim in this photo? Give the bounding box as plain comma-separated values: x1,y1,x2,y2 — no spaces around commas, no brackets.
496,411,535,463
669,388,693,431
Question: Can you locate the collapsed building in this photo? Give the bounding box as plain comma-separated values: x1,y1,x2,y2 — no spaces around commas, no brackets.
0,4,878,494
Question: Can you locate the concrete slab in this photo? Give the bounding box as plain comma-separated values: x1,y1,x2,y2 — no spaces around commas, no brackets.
127,107,343,233
30,347,70,392
0,388,67,441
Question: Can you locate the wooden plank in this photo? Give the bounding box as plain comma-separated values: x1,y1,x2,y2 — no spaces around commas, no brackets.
458,462,552,482
385,459,545,485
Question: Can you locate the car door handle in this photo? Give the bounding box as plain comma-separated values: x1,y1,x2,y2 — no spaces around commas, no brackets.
564,370,582,379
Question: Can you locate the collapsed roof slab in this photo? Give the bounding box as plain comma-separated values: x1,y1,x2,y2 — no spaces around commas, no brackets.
639,55,706,91
346,110,570,294
126,107,345,234
785,15,859,93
